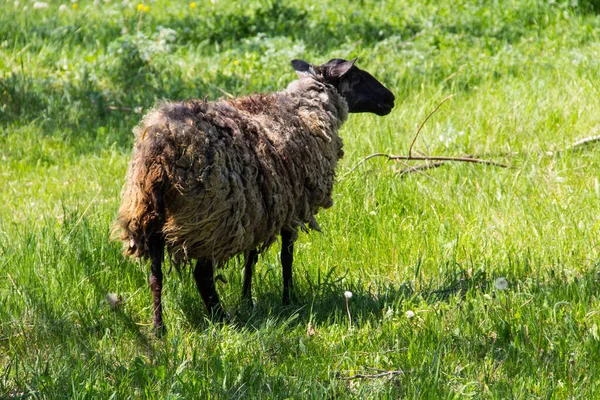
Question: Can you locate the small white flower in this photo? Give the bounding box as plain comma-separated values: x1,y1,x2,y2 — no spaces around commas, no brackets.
405,310,415,319
494,277,509,291
105,293,124,310
483,293,493,300
134,106,143,114
344,291,353,299
58,4,68,11
33,2,49,9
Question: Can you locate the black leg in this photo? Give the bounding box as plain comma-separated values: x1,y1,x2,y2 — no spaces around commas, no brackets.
281,230,294,305
148,234,166,336
242,249,259,307
193,258,224,320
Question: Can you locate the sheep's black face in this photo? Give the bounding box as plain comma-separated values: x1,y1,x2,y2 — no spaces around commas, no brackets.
291,58,395,116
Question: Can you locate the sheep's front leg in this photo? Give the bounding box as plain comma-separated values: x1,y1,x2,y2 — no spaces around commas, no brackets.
148,235,166,336
194,258,225,320
281,230,295,305
242,249,259,307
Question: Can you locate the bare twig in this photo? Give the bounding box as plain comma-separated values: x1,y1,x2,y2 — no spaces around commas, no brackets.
342,94,510,178
351,349,409,356
389,154,507,168
397,161,447,177
395,161,442,183
408,95,454,157
343,153,506,179
553,135,600,156
569,135,600,149
343,153,389,176
338,370,404,380
348,153,507,171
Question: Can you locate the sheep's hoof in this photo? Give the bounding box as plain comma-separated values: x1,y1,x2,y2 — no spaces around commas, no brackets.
208,305,227,322
153,323,167,337
242,296,254,309
283,291,299,306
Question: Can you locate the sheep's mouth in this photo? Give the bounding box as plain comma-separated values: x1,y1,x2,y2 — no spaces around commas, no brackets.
375,102,394,116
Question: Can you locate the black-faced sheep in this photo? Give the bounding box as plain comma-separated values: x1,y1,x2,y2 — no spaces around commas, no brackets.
115,57,395,334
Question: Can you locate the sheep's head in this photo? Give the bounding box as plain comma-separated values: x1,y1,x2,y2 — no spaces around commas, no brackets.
291,57,395,116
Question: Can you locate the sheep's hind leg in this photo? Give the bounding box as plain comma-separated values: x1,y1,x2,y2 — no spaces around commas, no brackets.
148,234,166,336
242,249,259,307
281,230,295,305
194,258,225,321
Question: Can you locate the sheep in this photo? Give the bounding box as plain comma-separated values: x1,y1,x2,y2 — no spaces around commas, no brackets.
115,57,395,334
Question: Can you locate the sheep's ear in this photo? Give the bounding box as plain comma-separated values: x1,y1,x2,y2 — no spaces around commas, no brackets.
328,57,357,78
291,59,316,78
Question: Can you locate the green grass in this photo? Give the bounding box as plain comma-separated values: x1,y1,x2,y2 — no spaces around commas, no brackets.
2,0,600,398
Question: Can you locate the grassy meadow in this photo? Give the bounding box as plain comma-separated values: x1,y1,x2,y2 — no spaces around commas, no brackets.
2,0,600,397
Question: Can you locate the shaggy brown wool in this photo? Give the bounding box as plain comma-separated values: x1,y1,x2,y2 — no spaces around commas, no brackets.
115,77,347,266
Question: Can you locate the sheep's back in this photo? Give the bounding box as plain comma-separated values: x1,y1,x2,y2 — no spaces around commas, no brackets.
126,88,344,265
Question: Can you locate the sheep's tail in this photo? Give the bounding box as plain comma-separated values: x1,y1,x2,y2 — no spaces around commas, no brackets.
113,159,169,259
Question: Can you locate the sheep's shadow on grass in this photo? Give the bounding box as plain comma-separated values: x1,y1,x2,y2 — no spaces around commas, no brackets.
0,220,149,352
83,268,153,350
174,263,486,333
0,271,150,373
1,284,164,398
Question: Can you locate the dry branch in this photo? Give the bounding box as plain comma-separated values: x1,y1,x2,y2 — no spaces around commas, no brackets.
570,135,600,149
397,161,447,177
343,94,510,178
345,153,508,177
553,135,600,156
389,154,508,167
408,95,454,157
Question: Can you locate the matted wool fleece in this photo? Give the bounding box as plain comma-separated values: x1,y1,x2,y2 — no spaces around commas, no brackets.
116,78,347,266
